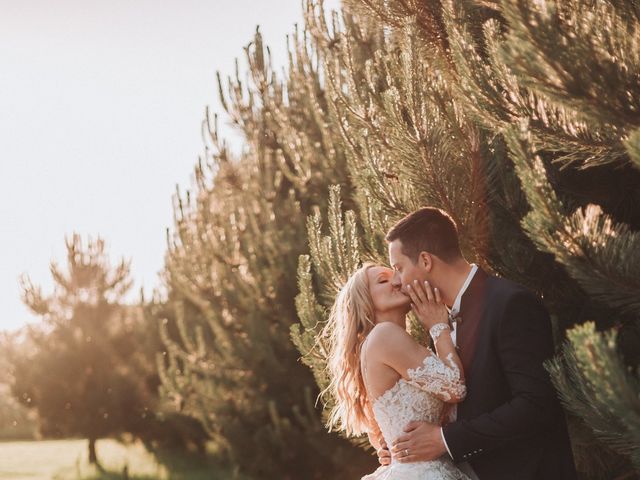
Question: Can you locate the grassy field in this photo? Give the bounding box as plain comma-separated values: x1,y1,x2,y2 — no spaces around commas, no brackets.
0,439,244,480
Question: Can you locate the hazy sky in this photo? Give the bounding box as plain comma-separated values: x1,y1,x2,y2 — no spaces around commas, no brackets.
0,0,340,332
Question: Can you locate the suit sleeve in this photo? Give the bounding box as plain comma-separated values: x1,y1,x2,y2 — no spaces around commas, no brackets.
441,289,561,462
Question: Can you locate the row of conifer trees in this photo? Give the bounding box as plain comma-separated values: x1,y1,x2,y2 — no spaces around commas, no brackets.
155,1,640,479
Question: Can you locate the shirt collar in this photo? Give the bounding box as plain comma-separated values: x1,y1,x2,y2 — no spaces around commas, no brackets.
449,263,478,316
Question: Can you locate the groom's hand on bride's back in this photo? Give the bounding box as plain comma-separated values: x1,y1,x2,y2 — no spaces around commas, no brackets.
390,421,446,463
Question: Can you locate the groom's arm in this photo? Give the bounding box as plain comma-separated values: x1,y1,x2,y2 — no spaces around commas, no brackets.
441,289,561,463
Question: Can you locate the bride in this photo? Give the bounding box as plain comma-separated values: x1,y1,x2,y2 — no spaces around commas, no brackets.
321,262,470,480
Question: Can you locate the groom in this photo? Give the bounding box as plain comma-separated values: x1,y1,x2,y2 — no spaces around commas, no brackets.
378,207,576,479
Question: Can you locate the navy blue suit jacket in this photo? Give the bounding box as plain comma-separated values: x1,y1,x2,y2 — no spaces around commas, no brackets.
442,268,577,480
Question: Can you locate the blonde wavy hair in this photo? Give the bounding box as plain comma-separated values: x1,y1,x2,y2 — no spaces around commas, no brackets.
320,262,378,436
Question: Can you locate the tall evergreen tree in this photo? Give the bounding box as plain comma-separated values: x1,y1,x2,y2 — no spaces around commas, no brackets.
293,1,640,478
293,0,496,439
10,234,156,466
0,332,38,440
156,24,375,479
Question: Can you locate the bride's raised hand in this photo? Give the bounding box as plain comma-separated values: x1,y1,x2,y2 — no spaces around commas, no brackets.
405,280,448,330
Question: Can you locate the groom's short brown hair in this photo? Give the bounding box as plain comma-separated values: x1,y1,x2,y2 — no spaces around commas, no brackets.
385,207,462,263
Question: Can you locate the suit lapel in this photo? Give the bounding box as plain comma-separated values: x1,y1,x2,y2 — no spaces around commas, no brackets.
457,267,489,380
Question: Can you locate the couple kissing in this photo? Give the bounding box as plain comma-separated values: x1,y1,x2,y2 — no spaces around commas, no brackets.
321,207,577,480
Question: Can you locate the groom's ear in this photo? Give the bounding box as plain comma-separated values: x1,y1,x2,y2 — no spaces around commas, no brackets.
418,251,433,272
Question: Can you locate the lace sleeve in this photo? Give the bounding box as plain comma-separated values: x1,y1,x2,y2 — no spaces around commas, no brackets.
405,352,466,403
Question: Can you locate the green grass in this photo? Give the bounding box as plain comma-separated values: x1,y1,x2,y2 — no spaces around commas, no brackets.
0,439,246,480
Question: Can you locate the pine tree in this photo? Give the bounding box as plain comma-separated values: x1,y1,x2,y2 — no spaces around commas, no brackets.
0,332,38,440
10,234,156,467
292,1,640,478
292,0,491,451
445,1,640,474
155,23,375,479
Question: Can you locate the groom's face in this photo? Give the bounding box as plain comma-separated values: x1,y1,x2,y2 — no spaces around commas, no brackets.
388,239,430,296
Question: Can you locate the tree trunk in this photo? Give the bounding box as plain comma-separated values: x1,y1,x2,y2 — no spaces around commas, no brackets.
88,437,98,465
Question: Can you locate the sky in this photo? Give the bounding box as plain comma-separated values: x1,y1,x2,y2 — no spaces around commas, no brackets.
0,0,340,332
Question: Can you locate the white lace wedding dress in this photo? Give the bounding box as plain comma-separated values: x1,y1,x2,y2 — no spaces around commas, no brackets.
361,350,470,480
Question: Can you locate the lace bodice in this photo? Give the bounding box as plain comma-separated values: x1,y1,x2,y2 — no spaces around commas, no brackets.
360,344,470,480
370,352,466,448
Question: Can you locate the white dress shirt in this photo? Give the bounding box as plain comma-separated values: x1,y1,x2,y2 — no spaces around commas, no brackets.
440,264,479,480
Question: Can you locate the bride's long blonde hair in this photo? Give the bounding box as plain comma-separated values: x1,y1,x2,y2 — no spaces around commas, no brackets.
320,262,377,436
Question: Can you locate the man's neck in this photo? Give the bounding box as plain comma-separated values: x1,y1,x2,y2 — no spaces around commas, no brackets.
439,261,473,308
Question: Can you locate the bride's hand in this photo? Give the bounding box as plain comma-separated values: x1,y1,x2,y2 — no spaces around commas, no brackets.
405,280,448,330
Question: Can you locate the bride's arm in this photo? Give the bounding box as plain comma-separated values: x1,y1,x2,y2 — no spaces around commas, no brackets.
429,322,465,386
366,322,466,404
